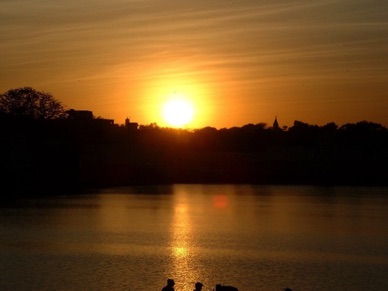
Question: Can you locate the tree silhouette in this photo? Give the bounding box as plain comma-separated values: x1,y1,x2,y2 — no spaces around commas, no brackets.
0,87,65,119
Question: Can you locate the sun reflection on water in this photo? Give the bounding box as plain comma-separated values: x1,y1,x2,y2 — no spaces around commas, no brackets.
174,246,188,257
169,188,202,290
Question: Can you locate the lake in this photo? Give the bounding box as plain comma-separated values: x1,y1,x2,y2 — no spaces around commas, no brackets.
0,185,387,290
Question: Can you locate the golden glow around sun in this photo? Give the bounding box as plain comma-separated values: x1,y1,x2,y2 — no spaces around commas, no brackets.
162,96,194,127
136,60,220,128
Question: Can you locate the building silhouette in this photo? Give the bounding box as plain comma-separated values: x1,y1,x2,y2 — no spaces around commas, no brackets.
125,117,138,131
66,109,114,125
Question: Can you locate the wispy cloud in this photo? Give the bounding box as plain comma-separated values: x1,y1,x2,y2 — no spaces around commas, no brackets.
1,0,388,126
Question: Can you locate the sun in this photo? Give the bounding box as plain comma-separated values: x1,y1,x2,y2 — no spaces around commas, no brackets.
162,98,194,127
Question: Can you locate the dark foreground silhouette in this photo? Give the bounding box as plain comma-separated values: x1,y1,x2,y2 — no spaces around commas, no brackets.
160,279,239,291
161,278,175,291
194,281,203,291
159,280,293,291
1,111,387,196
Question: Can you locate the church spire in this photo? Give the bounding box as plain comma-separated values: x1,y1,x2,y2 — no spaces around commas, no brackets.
273,116,279,130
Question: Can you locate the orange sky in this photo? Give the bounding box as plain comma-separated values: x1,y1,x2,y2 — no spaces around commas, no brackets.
1,0,388,128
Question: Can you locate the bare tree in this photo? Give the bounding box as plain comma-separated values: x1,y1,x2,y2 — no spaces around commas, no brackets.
0,87,65,119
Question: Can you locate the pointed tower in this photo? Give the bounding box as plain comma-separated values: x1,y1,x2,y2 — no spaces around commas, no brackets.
273,116,279,130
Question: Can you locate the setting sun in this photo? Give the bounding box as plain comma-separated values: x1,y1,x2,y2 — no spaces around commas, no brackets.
137,59,215,129
162,97,194,127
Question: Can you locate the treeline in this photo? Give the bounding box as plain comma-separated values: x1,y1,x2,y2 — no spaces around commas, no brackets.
1,114,387,195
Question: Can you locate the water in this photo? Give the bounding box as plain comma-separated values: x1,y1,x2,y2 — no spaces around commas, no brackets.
0,185,387,290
